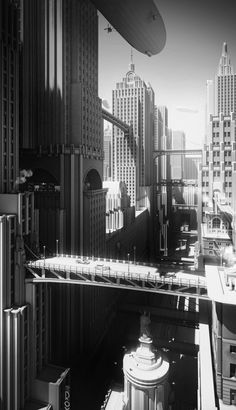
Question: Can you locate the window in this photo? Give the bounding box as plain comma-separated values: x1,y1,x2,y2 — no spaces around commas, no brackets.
212,218,221,229
230,346,236,354
230,364,236,378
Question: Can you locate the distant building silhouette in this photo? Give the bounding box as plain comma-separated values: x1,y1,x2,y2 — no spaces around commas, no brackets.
103,125,112,181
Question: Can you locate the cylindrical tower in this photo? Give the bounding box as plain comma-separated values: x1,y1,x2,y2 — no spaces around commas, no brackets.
123,317,169,410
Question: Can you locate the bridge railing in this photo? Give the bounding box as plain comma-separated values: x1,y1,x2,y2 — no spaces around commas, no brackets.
46,253,158,268
26,259,207,294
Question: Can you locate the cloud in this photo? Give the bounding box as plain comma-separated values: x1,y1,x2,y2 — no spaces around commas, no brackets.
176,106,198,114
102,99,110,109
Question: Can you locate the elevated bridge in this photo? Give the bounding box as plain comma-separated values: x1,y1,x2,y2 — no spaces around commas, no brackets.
102,109,131,134
157,178,198,187
25,255,208,300
153,149,202,159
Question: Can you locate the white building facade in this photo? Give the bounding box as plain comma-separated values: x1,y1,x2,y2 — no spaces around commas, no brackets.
112,59,155,208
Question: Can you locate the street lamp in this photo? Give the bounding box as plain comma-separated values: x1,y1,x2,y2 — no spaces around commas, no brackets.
127,253,130,275
43,245,46,277
56,239,59,257
43,245,46,260
133,245,136,264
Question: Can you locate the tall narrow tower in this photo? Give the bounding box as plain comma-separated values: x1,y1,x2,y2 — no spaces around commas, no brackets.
215,42,236,116
21,0,107,257
201,44,236,406
112,54,155,208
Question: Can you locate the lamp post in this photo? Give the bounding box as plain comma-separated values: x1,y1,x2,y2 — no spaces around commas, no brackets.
56,239,59,257
43,245,46,278
43,245,46,261
133,245,136,265
127,253,130,275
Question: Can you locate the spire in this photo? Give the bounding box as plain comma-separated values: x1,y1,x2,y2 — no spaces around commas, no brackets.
222,42,227,56
129,47,135,72
218,42,234,75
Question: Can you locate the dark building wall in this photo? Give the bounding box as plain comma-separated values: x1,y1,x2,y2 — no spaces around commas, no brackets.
106,209,150,262
212,301,236,405
0,0,20,193
20,0,106,256
49,284,122,366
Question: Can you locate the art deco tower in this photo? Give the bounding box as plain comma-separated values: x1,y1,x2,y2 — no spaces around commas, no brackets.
201,43,236,406
215,42,236,116
201,43,236,248
0,2,37,408
112,55,155,208
21,0,107,257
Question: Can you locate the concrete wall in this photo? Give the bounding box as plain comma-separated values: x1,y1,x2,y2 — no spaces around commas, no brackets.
106,208,150,262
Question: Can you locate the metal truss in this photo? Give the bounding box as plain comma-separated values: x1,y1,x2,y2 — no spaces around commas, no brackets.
25,257,208,300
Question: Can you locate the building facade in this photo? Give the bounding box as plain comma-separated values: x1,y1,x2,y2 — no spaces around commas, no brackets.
170,130,186,180
200,43,236,258
154,106,172,256
112,57,155,208
201,43,236,408
21,0,106,257
103,125,112,181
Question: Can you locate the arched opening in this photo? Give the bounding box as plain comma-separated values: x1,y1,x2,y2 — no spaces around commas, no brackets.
84,169,102,191
26,168,59,191
212,217,221,229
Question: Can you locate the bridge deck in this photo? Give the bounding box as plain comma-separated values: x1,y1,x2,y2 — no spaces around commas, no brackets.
25,256,208,300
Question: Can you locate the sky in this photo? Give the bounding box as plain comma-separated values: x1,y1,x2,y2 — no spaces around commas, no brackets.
98,0,236,148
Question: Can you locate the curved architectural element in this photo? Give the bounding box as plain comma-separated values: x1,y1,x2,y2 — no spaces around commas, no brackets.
92,0,166,55
84,169,102,190
123,318,169,410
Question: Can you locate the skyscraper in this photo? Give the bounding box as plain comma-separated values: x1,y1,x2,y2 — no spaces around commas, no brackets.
0,0,19,193
200,43,236,406
215,42,236,116
170,130,186,179
103,125,112,181
201,42,236,256
154,106,171,255
0,2,41,408
112,56,155,208
21,0,106,257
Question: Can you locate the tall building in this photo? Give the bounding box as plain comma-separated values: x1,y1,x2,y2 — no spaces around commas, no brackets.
200,42,236,258
21,0,106,257
215,42,236,117
112,56,155,208
103,125,112,181
154,106,171,255
0,0,20,193
200,43,236,408
103,181,131,233
170,130,186,179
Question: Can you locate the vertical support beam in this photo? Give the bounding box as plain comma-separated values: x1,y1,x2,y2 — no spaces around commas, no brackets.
70,153,75,253
4,309,12,410
12,309,20,410
0,217,6,403
79,153,83,255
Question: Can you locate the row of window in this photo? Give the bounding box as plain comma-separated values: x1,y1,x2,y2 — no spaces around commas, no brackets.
212,121,232,128
203,169,233,177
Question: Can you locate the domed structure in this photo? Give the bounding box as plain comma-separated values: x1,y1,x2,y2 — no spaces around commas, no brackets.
123,313,169,410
